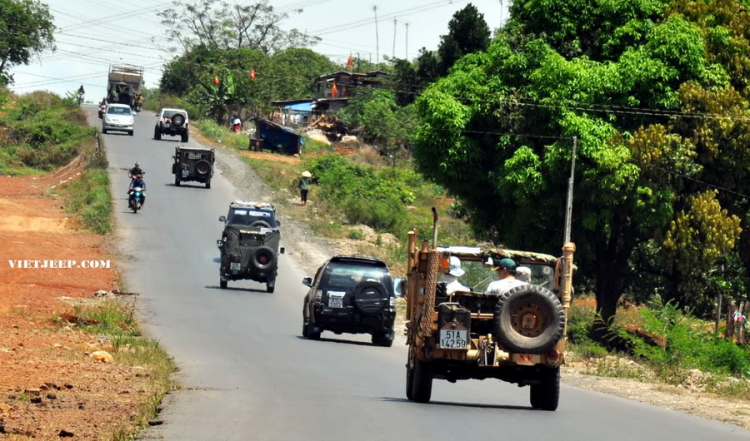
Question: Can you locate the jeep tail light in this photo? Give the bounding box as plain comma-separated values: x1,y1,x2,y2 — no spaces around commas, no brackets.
313,290,323,303
389,297,395,307
546,350,560,363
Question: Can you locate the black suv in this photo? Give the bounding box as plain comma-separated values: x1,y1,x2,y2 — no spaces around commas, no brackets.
302,256,396,347
217,201,283,293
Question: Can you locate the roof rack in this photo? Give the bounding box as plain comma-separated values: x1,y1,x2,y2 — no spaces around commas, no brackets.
230,200,275,210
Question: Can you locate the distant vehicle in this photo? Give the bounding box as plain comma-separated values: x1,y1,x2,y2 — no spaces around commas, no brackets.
102,104,134,136
301,255,396,347
217,201,284,293
107,65,143,110
172,145,214,188
155,108,189,142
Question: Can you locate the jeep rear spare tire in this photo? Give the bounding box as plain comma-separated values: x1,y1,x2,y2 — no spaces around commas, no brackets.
493,284,564,354
251,246,275,270
195,160,211,175
172,113,185,127
352,281,388,316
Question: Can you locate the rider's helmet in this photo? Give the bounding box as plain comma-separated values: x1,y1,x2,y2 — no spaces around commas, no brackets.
135,161,140,167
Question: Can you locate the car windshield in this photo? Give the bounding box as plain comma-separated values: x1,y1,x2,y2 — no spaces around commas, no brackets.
227,208,275,227
321,262,390,291
108,106,132,115
459,260,555,292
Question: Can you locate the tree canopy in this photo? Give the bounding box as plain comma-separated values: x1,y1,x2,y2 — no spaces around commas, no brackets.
0,0,55,85
158,0,318,53
413,0,750,325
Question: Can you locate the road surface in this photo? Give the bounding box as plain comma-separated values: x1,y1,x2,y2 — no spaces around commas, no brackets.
87,107,750,440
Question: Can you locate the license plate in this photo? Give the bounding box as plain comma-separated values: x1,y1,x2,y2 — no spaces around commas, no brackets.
440,329,468,349
182,170,189,178
230,262,241,271
328,291,345,308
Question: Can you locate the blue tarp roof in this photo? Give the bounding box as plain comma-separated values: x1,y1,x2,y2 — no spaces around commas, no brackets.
247,116,302,156
283,101,313,114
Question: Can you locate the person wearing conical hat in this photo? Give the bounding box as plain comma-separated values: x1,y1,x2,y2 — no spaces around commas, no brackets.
298,171,312,206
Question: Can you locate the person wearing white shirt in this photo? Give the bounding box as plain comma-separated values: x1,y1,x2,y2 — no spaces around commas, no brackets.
442,256,470,294
485,258,528,296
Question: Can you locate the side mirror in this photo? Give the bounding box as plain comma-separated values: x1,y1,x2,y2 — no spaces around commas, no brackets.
393,278,406,297
302,277,313,287
219,215,226,222
276,220,281,227
216,240,223,248
280,247,285,254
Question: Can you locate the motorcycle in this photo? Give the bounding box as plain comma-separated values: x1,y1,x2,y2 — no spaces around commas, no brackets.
129,187,145,213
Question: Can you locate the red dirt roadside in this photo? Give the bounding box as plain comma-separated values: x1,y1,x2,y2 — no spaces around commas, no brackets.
0,171,150,439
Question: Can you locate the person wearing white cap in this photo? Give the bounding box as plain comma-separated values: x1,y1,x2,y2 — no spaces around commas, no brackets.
516,266,532,282
441,256,470,294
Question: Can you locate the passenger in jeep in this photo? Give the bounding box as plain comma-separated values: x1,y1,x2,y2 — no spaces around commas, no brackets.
485,258,527,296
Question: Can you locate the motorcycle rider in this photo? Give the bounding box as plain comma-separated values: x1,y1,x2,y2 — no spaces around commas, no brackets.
230,114,242,131
128,162,144,189
128,174,147,208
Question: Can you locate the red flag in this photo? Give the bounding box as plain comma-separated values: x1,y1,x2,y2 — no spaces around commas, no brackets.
331,80,338,98
213,75,220,86
250,69,256,80
346,53,353,70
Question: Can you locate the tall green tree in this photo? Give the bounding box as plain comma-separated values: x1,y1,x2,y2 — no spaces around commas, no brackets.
413,0,750,327
159,0,318,53
437,3,491,75
0,0,55,84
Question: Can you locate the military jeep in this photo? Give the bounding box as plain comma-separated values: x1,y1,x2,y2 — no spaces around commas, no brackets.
172,145,214,188
401,210,575,411
217,201,284,293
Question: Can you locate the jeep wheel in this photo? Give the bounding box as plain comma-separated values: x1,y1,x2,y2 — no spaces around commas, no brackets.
372,331,394,347
128,130,134,136
172,114,185,127
205,179,211,189
102,129,108,134
154,127,161,140
251,246,275,271
219,277,227,289
195,160,211,175
493,284,565,354
530,367,560,411
406,366,415,401
181,131,189,143
266,278,275,293
174,175,181,186
411,357,433,403
306,322,321,340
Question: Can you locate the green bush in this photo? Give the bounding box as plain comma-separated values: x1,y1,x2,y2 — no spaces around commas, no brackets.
620,299,750,381
0,91,93,173
307,155,412,233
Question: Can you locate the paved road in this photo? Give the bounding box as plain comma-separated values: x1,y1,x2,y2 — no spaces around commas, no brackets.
88,107,750,441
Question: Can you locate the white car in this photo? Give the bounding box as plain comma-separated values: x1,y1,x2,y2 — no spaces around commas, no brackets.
102,104,134,136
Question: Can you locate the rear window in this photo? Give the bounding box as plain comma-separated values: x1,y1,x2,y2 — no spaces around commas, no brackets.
162,110,178,118
227,208,275,226
320,262,390,291
108,106,132,115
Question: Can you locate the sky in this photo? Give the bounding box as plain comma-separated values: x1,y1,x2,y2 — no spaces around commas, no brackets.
9,0,508,100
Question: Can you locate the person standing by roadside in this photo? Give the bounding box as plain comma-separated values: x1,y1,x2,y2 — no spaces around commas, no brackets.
299,170,312,206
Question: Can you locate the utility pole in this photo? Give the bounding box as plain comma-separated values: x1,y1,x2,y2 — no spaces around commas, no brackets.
392,18,397,59
405,22,409,59
357,52,361,72
716,263,725,333
563,136,577,244
373,5,380,68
